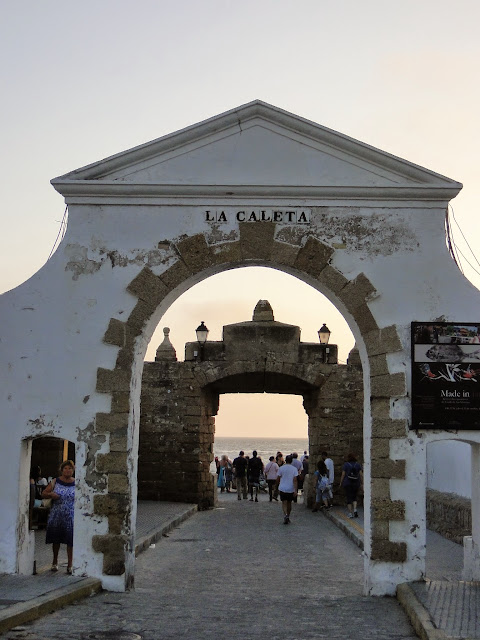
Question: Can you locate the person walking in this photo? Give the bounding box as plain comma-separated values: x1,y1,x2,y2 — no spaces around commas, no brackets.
217,455,229,493
247,450,264,502
42,459,75,574
275,454,298,524
339,453,363,518
291,452,303,501
321,451,334,507
312,460,331,512
224,457,233,493
264,456,279,501
232,451,248,500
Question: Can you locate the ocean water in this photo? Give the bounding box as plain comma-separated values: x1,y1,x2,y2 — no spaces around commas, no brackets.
212,436,308,467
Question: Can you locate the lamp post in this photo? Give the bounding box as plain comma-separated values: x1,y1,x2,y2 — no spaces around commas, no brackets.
195,321,209,361
318,323,331,363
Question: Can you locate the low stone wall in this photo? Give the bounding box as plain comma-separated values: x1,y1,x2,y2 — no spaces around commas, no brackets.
426,488,471,544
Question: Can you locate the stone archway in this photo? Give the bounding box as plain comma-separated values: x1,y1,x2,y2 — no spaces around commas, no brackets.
2,100,477,596
95,235,405,592
137,300,364,509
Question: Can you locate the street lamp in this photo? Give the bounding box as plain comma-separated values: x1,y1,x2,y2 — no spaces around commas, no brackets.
195,321,209,360
318,323,331,363
318,324,331,344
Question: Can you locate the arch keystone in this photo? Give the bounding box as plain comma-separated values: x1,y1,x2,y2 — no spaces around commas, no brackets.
239,221,275,259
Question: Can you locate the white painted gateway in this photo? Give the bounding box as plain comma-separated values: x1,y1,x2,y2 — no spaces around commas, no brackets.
1,101,479,594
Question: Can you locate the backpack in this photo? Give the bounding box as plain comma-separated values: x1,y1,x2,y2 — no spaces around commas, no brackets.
347,462,360,481
317,474,329,490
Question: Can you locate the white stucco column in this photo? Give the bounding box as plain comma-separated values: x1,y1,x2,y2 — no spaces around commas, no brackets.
463,443,480,581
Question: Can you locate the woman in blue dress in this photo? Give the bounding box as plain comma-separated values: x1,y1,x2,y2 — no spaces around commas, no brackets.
42,459,75,574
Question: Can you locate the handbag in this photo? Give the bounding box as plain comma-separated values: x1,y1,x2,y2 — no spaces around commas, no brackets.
41,478,56,508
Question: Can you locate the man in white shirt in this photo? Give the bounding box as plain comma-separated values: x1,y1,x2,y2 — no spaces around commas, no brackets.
291,453,303,501
275,455,298,524
322,451,334,507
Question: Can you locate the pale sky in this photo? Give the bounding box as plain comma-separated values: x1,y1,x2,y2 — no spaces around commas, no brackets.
1,1,479,438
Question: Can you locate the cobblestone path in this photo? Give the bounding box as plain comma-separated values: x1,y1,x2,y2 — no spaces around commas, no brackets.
3,495,418,640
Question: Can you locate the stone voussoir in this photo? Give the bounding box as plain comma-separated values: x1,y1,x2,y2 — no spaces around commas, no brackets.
103,318,127,347
126,298,159,333
111,392,131,414
371,477,391,501
175,234,214,273
371,372,406,398
96,411,129,434
96,451,128,474
371,458,406,479
211,240,242,264
354,304,379,334
316,264,349,294
158,259,192,291
271,239,301,267
96,367,131,394
364,325,403,357
294,236,333,277
371,417,408,438
92,533,129,555
126,266,168,304
372,498,406,521
338,273,378,311
371,437,391,459
108,473,129,494
371,540,407,562
94,493,130,517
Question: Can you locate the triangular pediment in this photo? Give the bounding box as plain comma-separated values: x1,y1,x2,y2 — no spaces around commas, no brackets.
52,100,462,200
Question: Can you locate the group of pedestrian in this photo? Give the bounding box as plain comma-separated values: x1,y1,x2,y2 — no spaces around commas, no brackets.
217,449,310,524
218,448,363,523
227,450,265,502
312,451,363,518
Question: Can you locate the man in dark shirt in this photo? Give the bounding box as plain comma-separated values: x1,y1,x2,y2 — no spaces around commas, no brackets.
247,450,264,502
232,451,248,500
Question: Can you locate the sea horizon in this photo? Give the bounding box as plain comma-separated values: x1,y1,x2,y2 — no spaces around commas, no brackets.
212,435,308,470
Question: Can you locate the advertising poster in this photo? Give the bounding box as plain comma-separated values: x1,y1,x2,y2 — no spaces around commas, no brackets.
411,322,480,430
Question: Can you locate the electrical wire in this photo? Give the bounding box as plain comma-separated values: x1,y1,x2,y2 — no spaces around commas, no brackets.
444,208,463,272
47,206,68,260
449,205,480,269
453,245,480,279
